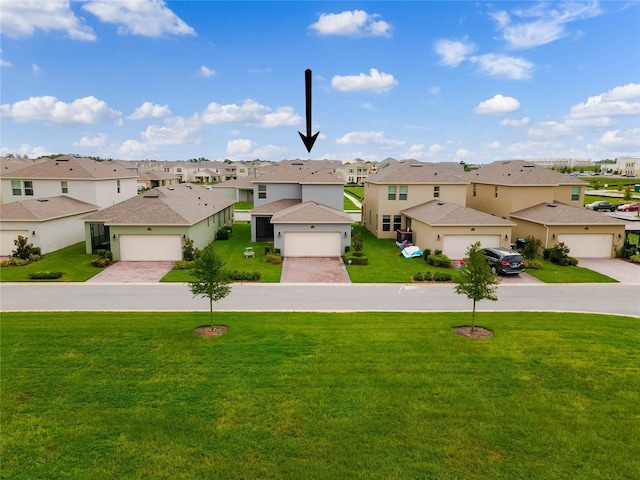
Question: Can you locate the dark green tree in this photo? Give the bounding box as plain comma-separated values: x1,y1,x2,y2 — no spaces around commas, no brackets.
454,242,499,332
188,245,232,331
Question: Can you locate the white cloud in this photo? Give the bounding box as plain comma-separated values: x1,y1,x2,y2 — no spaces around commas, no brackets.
0,0,96,41
475,94,520,115
500,117,530,127
456,149,471,159
491,2,602,50
331,68,398,93
1,50,12,67
309,10,391,37
199,66,215,77
117,139,152,159
73,133,107,147
200,99,302,127
470,53,535,80
482,140,501,149
336,131,404,148
142,116,201,145
32,64,41,75
128,102,172,120
1,95,122,124
434,39,477,67
588,129,640,149
0,143,52,158
82,0,196,37
568,83,640,119
226,138,255,155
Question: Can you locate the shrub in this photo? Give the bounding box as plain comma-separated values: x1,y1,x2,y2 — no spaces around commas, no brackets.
182,237,198,261
91,257,112,268
616,245,638,259
548,242,571,266
274,248,281,255
427,253,451,268
215,226,232,240
413,272,424,282
346,256,368,265
567,256,579,267
96,249,113,261
264,254,283,265
434,249,443,255
433,272,452,282
228,271,261,281
520,236,542,260
524,259,543,270
630,254,640,264
1,257,32,267
28,271,64,279
423,248,432,259
31,247,42,256
351,251,365,257
12,235,35,260
352,232,364,253
344,245,350,254
173,260,196,270
543,248,552,260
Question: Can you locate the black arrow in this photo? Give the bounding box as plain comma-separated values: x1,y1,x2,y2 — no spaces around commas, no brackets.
298,69,319,153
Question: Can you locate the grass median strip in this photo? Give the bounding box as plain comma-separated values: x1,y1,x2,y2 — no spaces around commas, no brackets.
2,311,638,479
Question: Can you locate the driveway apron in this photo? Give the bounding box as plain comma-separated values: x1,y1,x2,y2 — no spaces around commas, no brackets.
281,257,351,283
575,258,640,284
87,261,175,283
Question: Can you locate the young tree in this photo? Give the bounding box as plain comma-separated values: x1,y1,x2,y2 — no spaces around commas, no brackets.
188,245,232,331
453,242,500,332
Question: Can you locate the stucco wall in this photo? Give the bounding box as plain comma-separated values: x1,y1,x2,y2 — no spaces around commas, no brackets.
408,221,512,255
301,184,344,211
3,214,88,254
253,183,301,207
272,222,351,254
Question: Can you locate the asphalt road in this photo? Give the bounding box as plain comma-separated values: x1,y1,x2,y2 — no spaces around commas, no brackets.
2,282,639,317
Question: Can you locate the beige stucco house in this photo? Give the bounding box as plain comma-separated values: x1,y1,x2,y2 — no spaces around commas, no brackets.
82,184,234,261
361,161,468,239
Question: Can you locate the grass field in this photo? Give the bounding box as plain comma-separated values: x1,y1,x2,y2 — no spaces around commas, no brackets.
525,258,618,283
2,311,638,479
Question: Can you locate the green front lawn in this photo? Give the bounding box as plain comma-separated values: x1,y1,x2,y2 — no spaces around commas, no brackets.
161,222,282,283
0,242,103,282
2,311,638,480
525,258,618,283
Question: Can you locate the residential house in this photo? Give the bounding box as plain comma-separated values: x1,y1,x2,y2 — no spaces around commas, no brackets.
0,196,99,256
361,161,468,240
82,184,234,261
1,155,138,208
210,176,255,202
249,161,352,256
137,171,179,190
464,160,624,257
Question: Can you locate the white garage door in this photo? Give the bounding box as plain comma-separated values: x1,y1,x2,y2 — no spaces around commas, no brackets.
557,234,613,258
284,232,341,257
442,235,501,259
119,235,182,261
0,230,29,256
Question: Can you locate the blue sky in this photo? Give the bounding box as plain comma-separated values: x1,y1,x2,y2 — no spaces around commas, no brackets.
1,1,638,163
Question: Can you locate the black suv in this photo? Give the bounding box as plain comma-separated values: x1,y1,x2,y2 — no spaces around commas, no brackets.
482,247,524,275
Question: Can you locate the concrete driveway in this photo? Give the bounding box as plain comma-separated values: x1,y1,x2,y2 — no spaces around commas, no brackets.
576,258,640,284
280,257,351,283
87,261,175,283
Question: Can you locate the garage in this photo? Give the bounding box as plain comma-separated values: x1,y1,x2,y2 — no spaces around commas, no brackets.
283,232,342,257
119,234,182,261
557,234,613,258
0,230,29,256
442,235,500,259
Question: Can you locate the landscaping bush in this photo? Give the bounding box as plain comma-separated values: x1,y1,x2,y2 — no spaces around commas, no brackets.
548,242,571,266
264,254,283,265
346,256,369,265
173,260,196,270
96,249,113,261
413,272,424,282
182,237,199,261
519,236,542,260
524,259,543,270
12,235,36,260
434,249,443,255
616,245,638,259
433,272,452,282
228,270,261,281
426,253,451,268
543,248,551,260
28,271,64,279
422,248,432,259
91,250,113,268
344,245,350,254
215,226,232,240
1,257,32,267
630,254,640,264
351,251,365,257
567,256,579,267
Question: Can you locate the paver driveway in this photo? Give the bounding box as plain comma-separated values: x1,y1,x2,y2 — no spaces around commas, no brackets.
280,257,351,283
87,261,174,283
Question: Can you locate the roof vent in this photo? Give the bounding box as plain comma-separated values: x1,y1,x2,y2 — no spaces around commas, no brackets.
410,164,423,167
547,204,557,208
437,202,444,206
143,192,159,198
168,187,174,190
36,199,49,202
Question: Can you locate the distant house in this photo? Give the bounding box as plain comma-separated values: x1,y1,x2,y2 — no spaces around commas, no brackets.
1,155,138,208
0,196,99,256
82,184,234,261
361,161,468,239
210,177,255,202
137,170,179,190
249,161,352,256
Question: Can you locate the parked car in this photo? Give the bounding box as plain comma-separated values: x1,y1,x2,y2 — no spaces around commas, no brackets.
584,201,617,212
482,247,525,275
617,203,640,212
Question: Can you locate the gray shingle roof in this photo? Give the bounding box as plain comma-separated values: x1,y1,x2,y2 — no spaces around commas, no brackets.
509,202,628,225
402,200,515,226
271,201,353,224
252,161,343,184
0,196,99,221
464,160,587,186
82,184,234,226
3,155,137,180
250,199,302,215
366,161,467,185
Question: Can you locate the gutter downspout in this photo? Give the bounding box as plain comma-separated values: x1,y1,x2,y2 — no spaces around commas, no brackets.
544,224,550,248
